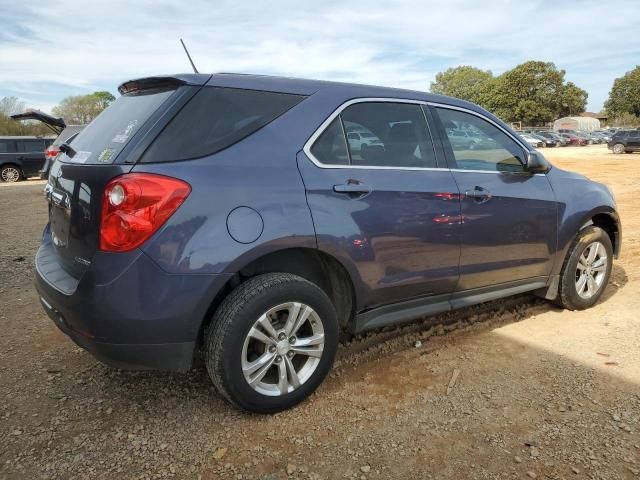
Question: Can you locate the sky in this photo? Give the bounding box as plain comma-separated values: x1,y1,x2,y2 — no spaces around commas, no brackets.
0,0,638,114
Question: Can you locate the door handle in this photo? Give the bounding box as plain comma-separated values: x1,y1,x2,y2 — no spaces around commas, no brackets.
464,186,492,203
333,182,372,198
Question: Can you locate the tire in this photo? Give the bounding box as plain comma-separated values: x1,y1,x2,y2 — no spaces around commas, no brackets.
205,273,339,413
555,226,613,310
0,164,22,182
612,143,625,154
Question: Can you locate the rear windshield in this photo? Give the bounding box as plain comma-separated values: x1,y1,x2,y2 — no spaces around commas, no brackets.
140,86,305,163
58,88,175,164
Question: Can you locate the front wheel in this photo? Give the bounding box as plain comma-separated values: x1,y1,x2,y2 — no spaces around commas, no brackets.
612,143,625,154
555,226,613,310
205,273,339,413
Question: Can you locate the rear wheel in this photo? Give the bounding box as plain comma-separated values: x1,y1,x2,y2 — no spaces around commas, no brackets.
555,226,613,310
0,164,22,182
612,143,625,154
205,273,339,413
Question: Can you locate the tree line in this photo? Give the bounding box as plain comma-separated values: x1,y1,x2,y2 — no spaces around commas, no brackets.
430,61,640,126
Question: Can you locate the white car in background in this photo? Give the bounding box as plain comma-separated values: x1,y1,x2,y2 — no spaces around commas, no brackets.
346,130,383,152
519,133,544,148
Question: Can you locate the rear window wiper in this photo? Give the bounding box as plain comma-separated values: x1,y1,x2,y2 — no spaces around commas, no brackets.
59,142,76,158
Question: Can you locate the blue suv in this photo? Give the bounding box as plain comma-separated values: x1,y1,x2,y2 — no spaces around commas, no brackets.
35,73,621,412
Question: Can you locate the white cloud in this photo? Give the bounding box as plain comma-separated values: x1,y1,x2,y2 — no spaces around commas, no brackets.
0,0,638,112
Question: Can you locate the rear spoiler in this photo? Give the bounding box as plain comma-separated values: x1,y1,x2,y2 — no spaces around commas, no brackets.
118,74,211,95
11,109,66,135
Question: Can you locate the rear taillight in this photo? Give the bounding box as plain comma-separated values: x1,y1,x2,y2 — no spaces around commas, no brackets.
100,173,191,252
45,147,60,158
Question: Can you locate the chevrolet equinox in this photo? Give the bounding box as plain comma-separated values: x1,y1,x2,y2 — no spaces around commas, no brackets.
35,73,621,413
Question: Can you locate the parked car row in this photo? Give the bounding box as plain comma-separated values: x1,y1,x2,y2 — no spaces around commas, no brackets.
515,129,621,148
519,130,570,147
516,127,639,154
556,129,613,144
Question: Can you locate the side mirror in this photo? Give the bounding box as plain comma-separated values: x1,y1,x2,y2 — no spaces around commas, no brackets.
526,150,550,173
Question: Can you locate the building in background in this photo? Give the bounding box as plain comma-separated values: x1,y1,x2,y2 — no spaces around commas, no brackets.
580,111,609,124
553,116,600,132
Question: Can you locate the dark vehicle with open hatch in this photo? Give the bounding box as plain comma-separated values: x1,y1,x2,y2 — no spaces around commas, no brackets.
0,136,54,182
35,73,621,413
11,109,85,179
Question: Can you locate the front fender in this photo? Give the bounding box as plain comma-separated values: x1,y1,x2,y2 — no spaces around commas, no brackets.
549,167,620,275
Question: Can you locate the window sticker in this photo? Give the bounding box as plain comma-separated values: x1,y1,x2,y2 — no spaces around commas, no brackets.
73,151,92,163
111,120,139,143
98,148,115,163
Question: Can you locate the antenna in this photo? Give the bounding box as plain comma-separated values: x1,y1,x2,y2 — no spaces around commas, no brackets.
180,38,199,74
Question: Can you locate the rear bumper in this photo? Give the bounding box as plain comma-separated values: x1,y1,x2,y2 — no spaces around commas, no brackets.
35,235,232,371
40,296,195,370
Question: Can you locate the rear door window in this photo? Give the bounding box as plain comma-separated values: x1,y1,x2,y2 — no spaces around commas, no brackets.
341,102,436,168
17,140,45,153
140,87,306,163
58,88,176,164
308,102,437,168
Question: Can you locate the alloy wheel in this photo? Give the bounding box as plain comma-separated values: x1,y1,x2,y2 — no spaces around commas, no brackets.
575,241,608,299
613,144,625,154
241,302,325,396
1,166,20,182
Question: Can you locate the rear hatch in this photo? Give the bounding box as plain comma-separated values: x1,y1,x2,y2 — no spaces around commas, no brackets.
44,75,208,279
11,109,66,135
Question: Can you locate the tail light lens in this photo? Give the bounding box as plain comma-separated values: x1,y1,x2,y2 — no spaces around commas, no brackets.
100,173,191,252
45,147,60,158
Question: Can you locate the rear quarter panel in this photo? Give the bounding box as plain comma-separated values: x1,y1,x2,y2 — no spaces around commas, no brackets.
134,104,321,275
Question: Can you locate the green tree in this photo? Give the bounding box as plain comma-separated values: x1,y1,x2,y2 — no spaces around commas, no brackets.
430,61,588,125
604,66,640,118
558,81,589,117
430,66,494,105
489,61,568,124
52,90,116,124
609,112,640,127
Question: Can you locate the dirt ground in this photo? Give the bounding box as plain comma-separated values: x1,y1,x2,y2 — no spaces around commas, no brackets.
1,145,639,480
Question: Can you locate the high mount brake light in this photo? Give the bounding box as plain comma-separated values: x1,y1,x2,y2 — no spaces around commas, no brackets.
100,173,191,252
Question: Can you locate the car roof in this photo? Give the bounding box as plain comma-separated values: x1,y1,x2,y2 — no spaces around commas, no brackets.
208,72,478,106
120,72,487,114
